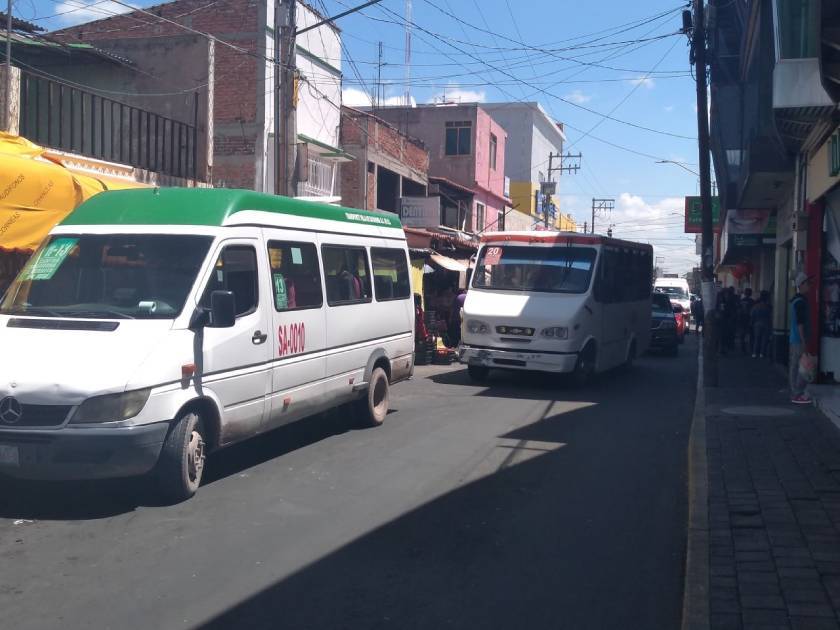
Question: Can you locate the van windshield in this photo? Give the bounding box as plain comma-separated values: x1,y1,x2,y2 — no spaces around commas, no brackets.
0,234,213,319
472,245,597,294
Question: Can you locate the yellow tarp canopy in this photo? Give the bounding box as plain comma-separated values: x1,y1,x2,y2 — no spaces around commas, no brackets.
0,132,147,252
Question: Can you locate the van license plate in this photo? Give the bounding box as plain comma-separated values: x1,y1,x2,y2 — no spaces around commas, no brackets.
0,445,19,467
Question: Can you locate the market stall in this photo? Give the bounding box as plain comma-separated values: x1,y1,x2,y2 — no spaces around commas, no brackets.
0,132,147,294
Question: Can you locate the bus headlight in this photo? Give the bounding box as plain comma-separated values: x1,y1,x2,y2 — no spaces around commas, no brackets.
540,326,569,339
466,319,490,334
70,388,151,424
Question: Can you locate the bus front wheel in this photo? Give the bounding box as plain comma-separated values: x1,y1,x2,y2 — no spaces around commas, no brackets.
573,344,596,387
467,365,489,382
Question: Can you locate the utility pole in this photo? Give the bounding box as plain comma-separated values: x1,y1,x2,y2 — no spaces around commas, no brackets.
276,0,297,197
590,198,614,234
545,151,581,229
692,0,717,386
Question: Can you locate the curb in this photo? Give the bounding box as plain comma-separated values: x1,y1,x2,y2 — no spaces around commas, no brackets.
681,347,709,630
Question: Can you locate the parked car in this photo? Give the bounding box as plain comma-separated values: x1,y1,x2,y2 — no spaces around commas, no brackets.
673,303,687,343
650,293,678,355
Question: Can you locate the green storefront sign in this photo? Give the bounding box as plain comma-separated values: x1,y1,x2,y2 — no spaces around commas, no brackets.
684,196,721,233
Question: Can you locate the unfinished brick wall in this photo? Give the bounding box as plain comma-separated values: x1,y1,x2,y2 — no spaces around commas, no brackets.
54,0,262,188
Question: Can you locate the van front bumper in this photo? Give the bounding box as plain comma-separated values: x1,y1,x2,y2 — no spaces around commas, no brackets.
0,422,170,481
459,344,579,373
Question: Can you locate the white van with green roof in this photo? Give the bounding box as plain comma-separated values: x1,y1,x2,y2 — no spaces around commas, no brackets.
0,188,414,501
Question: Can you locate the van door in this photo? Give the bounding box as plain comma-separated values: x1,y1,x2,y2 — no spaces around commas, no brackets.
263,233,327,429
196,238,271,445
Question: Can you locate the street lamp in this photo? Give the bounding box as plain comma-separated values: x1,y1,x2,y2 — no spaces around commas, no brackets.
656,160,700,177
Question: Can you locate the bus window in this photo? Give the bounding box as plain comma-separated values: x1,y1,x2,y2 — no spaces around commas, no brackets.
472,245,597,294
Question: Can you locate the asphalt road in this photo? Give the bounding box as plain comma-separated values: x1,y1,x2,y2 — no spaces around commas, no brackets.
1,336,698,630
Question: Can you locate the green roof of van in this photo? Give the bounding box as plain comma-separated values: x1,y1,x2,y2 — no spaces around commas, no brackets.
60,188,403,229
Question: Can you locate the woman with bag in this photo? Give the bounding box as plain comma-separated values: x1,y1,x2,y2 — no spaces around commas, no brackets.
789,272,814,404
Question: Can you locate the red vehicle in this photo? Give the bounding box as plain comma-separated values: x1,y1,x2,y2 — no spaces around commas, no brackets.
672,303,687,344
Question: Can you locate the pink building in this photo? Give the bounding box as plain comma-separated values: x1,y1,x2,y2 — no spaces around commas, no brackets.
370,104,510,233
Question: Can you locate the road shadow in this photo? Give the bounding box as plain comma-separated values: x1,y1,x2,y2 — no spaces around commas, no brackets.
0,404,368,521
196,366,695,630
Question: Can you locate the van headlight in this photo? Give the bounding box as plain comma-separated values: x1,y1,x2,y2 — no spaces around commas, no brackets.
70,388,151,424
540,326,569,339
466,319,490,334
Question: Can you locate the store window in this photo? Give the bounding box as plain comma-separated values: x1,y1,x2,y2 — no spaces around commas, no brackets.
200,245,258,317
371,248,411,301
490,133,498,170
445,121,472,156
775,0,819,59
266,241,323,311
321,245,372,305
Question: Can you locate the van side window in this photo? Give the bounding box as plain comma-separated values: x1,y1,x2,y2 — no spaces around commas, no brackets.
371,248,411,301
267,241,323,311
200,245,258,317
321,245,372,305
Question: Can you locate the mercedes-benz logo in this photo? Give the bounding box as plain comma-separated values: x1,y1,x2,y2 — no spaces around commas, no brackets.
0,397,23,425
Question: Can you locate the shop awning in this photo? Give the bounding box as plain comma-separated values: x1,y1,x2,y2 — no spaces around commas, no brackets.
430,252,469,272
0,132,148,252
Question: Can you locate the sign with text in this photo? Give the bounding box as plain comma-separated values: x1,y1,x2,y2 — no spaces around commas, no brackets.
684,196,722,233
399,196,441,228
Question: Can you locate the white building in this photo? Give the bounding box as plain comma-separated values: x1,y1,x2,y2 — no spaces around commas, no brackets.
263,1,350,201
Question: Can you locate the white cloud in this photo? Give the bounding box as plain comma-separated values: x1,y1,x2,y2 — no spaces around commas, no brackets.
610,193,698,274
429,85,486,104
53,0,133,25
628,77,655,89
664,105,674,113
342,88,415,108
563,89,591,104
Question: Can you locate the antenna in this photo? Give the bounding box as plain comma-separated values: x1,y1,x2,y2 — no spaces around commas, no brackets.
404,0,412,106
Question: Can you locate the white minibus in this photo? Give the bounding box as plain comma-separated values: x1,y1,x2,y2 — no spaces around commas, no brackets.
0,188,414,501
459,232,653,383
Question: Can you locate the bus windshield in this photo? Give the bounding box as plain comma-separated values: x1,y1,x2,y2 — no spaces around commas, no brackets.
655,286,688,299
472,245,597,294
0,234,213,319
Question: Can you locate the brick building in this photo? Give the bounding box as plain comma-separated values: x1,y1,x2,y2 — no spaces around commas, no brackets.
369,104,511,233
52,0,349,198
340,107,428,212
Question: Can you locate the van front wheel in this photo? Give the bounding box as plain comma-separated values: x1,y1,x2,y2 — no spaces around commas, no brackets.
572,344,596,387
358,367,390,427
156,412,206,503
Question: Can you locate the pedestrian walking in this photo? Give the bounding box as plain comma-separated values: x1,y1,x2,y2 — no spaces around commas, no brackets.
718,286,738,354
691,295,704,335
751,290,771,358
738,287,755,354
789,272,813,404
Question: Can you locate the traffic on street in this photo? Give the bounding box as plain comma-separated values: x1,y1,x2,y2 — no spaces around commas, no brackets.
0,338,697,629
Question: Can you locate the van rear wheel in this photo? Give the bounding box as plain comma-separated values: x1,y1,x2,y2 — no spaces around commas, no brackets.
156,411,206,503
357,367,389,427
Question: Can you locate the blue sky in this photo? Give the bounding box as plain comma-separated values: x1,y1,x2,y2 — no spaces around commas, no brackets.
20,0,700,274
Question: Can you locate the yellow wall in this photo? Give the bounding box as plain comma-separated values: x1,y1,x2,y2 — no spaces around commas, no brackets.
509,180,576,230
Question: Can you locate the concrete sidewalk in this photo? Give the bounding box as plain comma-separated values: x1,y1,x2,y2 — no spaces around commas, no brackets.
694,352,840,629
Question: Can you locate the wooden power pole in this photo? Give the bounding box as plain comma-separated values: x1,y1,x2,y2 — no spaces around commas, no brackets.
693,0,718,386
276,0,297,197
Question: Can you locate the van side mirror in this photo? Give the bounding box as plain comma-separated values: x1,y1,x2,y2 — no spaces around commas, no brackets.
209,290,236,328
673,304,683,313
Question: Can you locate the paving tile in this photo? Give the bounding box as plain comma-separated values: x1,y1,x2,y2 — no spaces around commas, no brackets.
740,594,787,610
786,603,837,618
711,613,743,630
783,589,830,605
789,618,840,630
